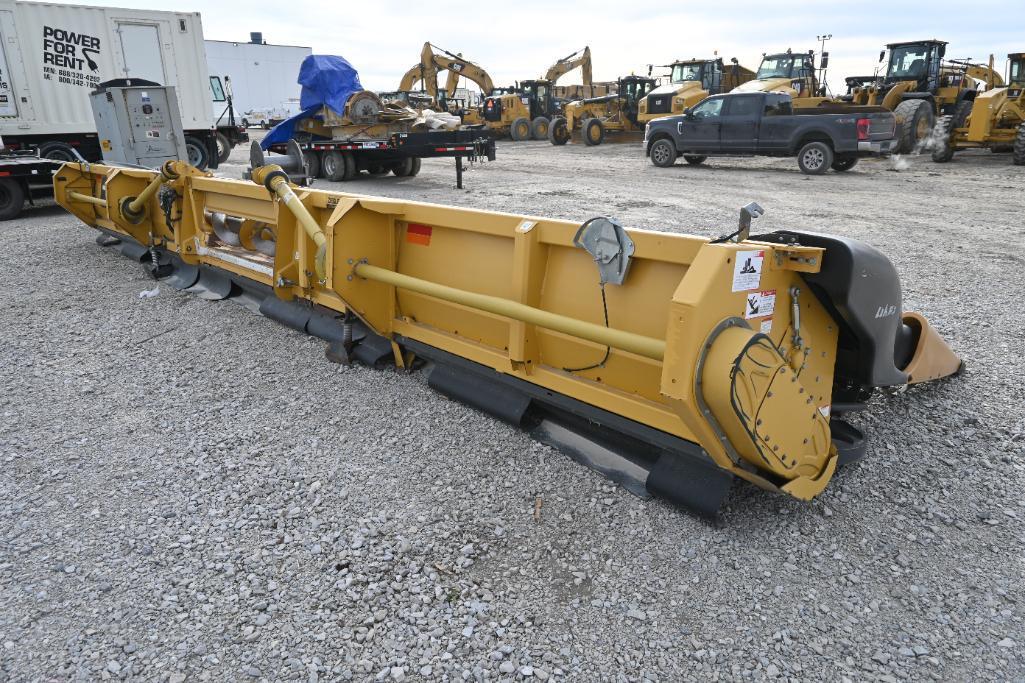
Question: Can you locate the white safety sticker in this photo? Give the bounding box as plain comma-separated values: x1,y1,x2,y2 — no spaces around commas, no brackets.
759,318,773,335
745,290,776,319
732,250,764,292
819,405,831,418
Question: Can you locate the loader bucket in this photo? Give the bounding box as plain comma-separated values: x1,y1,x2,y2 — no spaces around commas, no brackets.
52,160,961,518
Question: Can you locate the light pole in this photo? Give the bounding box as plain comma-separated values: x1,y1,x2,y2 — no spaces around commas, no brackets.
816,34,833,95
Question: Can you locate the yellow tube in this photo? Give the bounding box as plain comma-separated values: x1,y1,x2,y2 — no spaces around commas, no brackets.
354,263,667,361
67,191,108,208
252,165,328,282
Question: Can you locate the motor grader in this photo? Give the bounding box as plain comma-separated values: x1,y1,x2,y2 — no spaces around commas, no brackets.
480,48,593,140
548,75,657,145
53,154,961,518
844,40,1002,153
932,53,1024,164
636,58,755,124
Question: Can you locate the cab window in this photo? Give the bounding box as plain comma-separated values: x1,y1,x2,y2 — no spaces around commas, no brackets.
690,97,724,119
763,97,793,116
209,76,225,102
724,95,761,117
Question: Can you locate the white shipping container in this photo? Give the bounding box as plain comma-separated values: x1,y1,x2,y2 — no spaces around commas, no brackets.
205,38,310,126
0,0,213,137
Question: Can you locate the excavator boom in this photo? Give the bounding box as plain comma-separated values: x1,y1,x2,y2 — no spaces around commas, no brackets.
545,46,592,86
52,160,962,518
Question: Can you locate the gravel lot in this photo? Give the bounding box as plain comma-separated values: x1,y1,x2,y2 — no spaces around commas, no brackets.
1,135,1023,682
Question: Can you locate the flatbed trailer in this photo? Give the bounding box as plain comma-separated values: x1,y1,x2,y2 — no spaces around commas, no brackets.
271,129,496,189
0,153,60,220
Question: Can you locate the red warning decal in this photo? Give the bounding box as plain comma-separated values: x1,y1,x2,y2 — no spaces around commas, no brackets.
406,223,432,246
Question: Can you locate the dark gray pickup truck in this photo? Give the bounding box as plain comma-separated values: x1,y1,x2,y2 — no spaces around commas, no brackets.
644,92,897,174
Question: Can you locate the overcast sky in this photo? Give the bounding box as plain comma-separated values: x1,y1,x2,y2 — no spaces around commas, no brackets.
69,0,1025,93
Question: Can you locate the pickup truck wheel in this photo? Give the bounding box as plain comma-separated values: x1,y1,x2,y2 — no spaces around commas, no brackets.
531,117,550,140
582,118,605,146
510,117,532,141
931,116,956,163
215,132,232,164
548,117,570,145
648,139,677,167
797,141,833,175
0,179,26,221
831,155,859,172
894,99,934,154
1013,123,1025,166
683,155,707,165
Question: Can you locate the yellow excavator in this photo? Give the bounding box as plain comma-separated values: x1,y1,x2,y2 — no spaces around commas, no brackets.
933,52,1024,164
637,57,755,124
54,158,963,518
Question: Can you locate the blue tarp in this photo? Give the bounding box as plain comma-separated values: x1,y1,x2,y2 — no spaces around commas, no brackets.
261,55,363,149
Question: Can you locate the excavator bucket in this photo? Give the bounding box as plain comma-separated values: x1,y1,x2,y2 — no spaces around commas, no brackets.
52,161,961,518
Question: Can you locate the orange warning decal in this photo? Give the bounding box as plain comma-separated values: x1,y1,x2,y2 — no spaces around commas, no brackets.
406,223,432,246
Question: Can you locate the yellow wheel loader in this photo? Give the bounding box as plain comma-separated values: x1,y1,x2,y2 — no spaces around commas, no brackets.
53,159,962,518
549,76,656,146
845,40,1002,153
637,58,755,124
932,53,1024,164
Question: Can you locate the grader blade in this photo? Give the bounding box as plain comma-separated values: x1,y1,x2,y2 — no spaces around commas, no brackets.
52,160,961,518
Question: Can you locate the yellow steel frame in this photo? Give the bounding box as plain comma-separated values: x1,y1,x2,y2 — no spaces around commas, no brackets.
54,161,846,500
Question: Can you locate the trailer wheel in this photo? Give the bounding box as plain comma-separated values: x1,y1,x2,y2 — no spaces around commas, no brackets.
797,141,833,175
683,155,707,166
582,118,605,146
366,163,389,175
393,157,415,177
408,157,422,177
531,117,550,140
930,116,956,163
649,139,677,167
215,131,232,164
38,142,77,162
894,99,934,154
305,151,321,179
0,179,26,221
1014,123,1025,166
510,117,531,141
322,151,350,181
831,155,859,171
548,117,570,145
184,136,210,170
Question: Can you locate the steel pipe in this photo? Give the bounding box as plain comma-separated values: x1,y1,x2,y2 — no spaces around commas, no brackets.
353,262,667,361
67,191,107,208
251,165,327,282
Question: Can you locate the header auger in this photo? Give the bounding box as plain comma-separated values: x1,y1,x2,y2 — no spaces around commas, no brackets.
53,160,961,518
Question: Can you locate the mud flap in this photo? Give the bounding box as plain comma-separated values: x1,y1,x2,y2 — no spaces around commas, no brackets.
184,267,235,300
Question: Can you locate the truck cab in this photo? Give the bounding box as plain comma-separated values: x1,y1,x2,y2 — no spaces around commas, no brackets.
637,58,755,124
733,51,819,100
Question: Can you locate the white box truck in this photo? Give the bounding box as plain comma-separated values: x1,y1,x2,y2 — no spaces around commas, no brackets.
206,33,310,129
0,0,234,169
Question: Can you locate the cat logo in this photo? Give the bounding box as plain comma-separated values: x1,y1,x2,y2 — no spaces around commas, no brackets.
874,304,897,319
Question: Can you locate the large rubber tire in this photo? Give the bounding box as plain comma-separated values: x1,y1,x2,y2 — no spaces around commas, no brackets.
797,141,833,175
683,155,707,165
241,117,250,128
582,118,605,146
1014,123,1025,166
648,138,676,167
831,155,859,171
184,136,210,170
531,117,550,140
322,150,349,181
548,117,570,145
894,99,934,154
510,117,531,141
340,152,356,180
392,157,415,177
215,131,232,164
38,141,77,162
931,116,956,163
305,150,321,179
407,157,422,177
0,178,26,221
